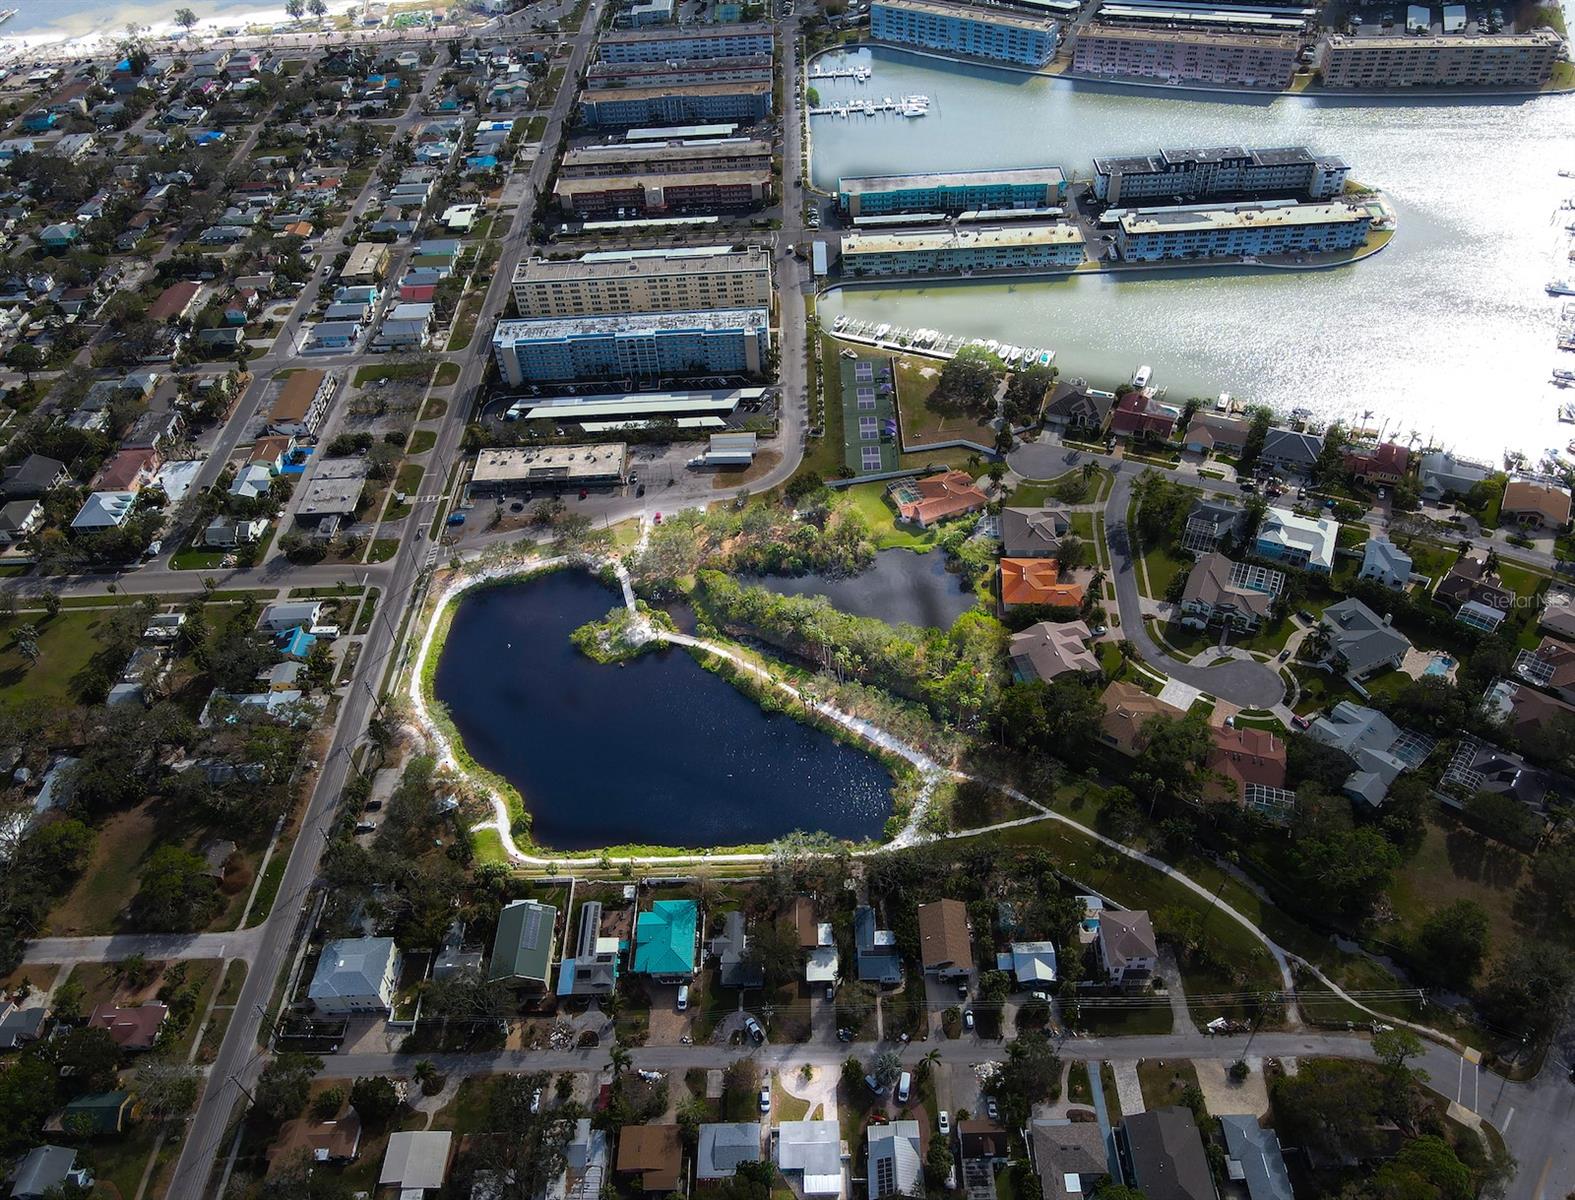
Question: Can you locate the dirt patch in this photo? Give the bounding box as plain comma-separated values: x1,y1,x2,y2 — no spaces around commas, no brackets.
47,801,162,935
709,450,784,491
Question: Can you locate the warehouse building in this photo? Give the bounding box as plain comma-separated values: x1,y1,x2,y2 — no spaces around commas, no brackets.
1093,145,1349,204
837,166,1065,218
1115,200,1372,262
871,0,1060,65
512,246,772,318
1071,23,1301,88
492,307,771,385
1315,30,1563,88
840,223,1086,276
468,444,630,496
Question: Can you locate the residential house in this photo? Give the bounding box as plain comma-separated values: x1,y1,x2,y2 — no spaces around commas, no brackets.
1098,681,1185,756
557,901,620,997
1000,558,1085,609
1219,1116,1294,1200
379,1131,453,1196
1358,536,1412,589
1042,381,1115,434
10,1147,92,1200
697,1123,764,1182
1008,941,1057,987
1344,441,1410,486
1484,679,1575,742
0,1003,47,1049
1109,391,1180,441
1501,478,1572,529
148,280,202,323
488,899,558,990
1181,412,1249,455
1258,428,1323,474
1028,1119,1109,1200
266,1110,363,1171
1433,551,1513,618
1254,507,1337,573
618,1125,684,1193
1440,736,1572,819
776,1120,843,1196
1120,1108,1216,1200
854,904,902,985
38,222,79,250
94,447,161,492
1319,598,1411,679
1009,620,1099,682
787,898,840,986
1179,553,1282,632
70,491,139,530
867,1121,923,1200
632,899,698,982
1,454,67,499
1515,637,1575,701
306,936,401,1016
51,1091,134,1137
262,601,325,632
891,471,989,528
203,515,268,548
709,910,766,989
1307,701,1422,807
1206,727,1293,820
229,464,275,503
554,1118,610,1200
1539,595,1575,641
0,498,42,545
1096,909,1158,985
916,899,973,979
1418,451,1492,502
1000,505,1070,559
1181,497,1247,554
87,1002,168,1050
959,1120,1010,1200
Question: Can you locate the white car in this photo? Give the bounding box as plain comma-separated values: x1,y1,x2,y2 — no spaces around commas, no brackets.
938,1111,951,1136
759,1085,772,1113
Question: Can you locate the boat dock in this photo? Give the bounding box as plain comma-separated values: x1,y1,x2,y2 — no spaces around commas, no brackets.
829,315,1057,369
1559,301,1575,352
809,64,872,82
808,94,930,118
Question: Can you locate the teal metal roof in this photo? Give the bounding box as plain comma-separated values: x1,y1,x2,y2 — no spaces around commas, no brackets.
633,899,697,976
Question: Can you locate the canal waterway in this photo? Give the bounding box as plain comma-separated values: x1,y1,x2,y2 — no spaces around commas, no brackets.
756,548,976,627
431,571,894,850
810,46,1575,459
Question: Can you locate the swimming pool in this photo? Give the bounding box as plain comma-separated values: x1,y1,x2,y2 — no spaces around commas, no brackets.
1423,655,1456,678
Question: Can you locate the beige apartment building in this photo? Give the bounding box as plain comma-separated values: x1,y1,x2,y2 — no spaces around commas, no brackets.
1316,30,1563,88
1071,23,1300,88
510,246,773,318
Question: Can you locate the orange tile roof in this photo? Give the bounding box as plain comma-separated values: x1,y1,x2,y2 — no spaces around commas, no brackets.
1502,478,1572,526
895,470,988,526
1205,726,1287,803
1000,558,1085,608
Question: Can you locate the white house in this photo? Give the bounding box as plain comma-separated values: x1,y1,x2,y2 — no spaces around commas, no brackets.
1358,536,1412,590
261,601,325,632
307,937,401,1015
1254,507,1337,574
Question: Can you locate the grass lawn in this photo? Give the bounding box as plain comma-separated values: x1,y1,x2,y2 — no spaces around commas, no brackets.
433,1075,504,1134
1073,999,1174,1036
354,362,437,387
408,430,437,454
44,801,160,934
1067,1062,1091,1105
840,482,941,551
0,610,116,707
795,333,850,484
435,362,460,386
1289,663,1360,715
1137,1059,1202,1113
447,294,483,352
395,463,425,495
895,355,994,448
1069,512,1096,540
1495,560,1549,599
422,397,448,421
1100,1063,1123,1121
774,1075,812,1122
1155,619,1214,659
1138,538,1190,601
367,538,399,564
84,1118,165,1200
170,545,235,571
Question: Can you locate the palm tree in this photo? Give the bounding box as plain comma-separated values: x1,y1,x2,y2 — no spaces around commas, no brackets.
608,1042,633,1077
308,0,328,17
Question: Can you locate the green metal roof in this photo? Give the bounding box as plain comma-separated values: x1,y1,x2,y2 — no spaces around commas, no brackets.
64,1091,132,1134
633,899,698,976
488,900,558,985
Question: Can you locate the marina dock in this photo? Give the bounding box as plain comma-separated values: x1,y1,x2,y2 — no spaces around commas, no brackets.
807,94,930,118
828,315,1057,369
809,64,872,82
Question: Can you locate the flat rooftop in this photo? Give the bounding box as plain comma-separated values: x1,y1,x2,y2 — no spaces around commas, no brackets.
876,0,1057,30
600,20,774,39
514,247,768,283
1121,200,1366,233
589,54,773,74
840,166,1065,195
583,80,773,103
564,138,772,165
1079,20,1299,44
842,222,1084,253
495,307,768,341
473,444,628,482
555,166,770,193
1099,4,1306,25
1096,145,1334,173
1322,29,1562,47
512,388,766,420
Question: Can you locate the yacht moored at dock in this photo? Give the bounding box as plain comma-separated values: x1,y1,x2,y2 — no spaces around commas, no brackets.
1131,364,1152,389
1550,279,1575,297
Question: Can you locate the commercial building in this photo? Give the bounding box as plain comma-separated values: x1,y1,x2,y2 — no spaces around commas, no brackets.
1072,24,1300,89
1316,30,1563,89
469,444,631,496
1093,145,1349,204
1115,200,1372,262
840,222,1085,276
870,0,1060,66
580,80,772,127
597,23,775,61
560,137,772,180
553,165,771,215
491,308,770,386
268,369,336,437
512,246,772,318
837,166,1065,218
339,242,390,284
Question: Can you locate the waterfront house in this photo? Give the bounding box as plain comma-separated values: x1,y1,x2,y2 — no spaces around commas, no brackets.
632,899,698,982
1179,553,1283,631
618,1125,684,1193
1009,620,1099,682
87,1002,168,1050
1181,497,1247,555
891,471,988,527
1042,380,1114,435
1098,681,1185,756
1182,412,1250,455
916,899,973,979
1440,736,1572,818
786,897,839,986
1206,727,1293,819
1254,507,1337,573
1097,909,1158,985
1029,1119,1108,1200
1358,536,1412,589
306,937,401,1016
867,1121,924,1200
1000,504,1070,558
557,901,620,997
488,899,558,990
1258,427,1323,474
1308,701,1419,807
1109,391,1179,441
1501,478,1572,529
1001,558,1085,609
1542,593,1575,641
1418,451,1492,502
1344,441,1410,486
696,1123,764,1182
709,910,766,989
1120,1108,1217,1200
1319,598,1411,679
854,904,902,984
776,1120,843,1196
379,1131,453,1196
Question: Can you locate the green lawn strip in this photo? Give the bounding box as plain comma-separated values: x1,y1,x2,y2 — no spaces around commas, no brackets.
472,827,510,868
367,538,400,564
1137,1059,1203,1112
355,588,381,635
0,610,115,707
354,362,437,387
408,430,437,454
447,294,484,352
1385,812,1527,972
1099,1063,1123,1121
395,463,425,495
244,846,290,928
1066,1062,1092,1105
1139,537,1190,602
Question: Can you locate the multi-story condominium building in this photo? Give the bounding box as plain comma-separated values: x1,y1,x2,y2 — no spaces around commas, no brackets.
580,80,772,127
586,55,773,88
596,23,775,61
552,164,772,214
840,223,1086,276
1071,24,1300,89
870,0,1060,66
1093,145,1349,205
1115,201,1371,262
1316,30,1562,88
512,246,773,318
559,138,773,180
837,167,1065,218
492,308,771,386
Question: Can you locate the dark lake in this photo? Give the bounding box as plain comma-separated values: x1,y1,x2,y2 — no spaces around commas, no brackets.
432,571,894,850
757,549,976,629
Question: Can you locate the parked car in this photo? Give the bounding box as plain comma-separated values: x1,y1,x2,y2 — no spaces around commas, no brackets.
676,985,688,1012
744,1015,765,1043
963,1009,975,1031
759,1085,772,1113
364,800,383,812
896,1072,912,1103
938,1111,951,1136
956,980,969,1000
530,1088,542,1113
1277,649,1291,662
986,1097,999,1121
1291,714,1312,730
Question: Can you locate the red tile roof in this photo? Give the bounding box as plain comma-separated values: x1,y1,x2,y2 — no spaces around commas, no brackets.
1205,727,1287,803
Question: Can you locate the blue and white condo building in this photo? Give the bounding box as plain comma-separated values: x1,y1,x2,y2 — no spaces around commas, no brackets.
840,223,1086,276
1115,201,1372,263
870,0,1060,65
493,308,771,386
838,166,1066,218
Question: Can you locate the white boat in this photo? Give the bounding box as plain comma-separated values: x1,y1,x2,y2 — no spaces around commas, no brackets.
1004,346,1022,365
1556,368,1575,381
984,339,999,353
832,313,848,331
1550,279,1575,296
1131,364,1152,389
1215,391,1231,412
873,323,890,339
